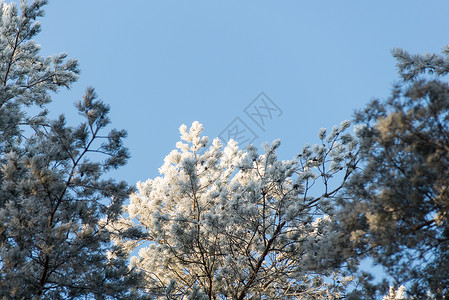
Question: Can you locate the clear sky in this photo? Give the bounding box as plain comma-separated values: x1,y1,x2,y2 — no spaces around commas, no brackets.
33,1,449,185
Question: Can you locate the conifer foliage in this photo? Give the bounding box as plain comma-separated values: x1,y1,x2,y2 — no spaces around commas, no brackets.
339,47,449,298
5,1,449,299
111,121,360,299
0,1,136,298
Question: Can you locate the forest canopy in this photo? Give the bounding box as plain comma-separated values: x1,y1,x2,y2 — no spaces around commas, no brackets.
1,1,448,299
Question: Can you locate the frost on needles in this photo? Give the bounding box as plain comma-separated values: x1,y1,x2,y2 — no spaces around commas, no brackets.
0,1,140,298
109,121,361,299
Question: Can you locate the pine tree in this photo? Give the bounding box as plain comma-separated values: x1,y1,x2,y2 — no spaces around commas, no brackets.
0,1,140,298
111,121,360,299
339,47,449,298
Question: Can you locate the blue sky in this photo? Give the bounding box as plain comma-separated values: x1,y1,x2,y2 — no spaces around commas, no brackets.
34,1,449,185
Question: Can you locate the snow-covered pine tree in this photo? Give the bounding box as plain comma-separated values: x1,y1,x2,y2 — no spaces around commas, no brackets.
111,121,361,299
0,1,140,298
